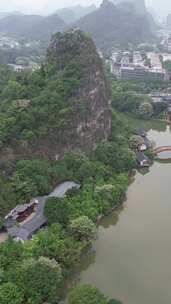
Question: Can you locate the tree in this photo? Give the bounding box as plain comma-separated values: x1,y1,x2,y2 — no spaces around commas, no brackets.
152,101,168,117
108,300,123,304
95,183,124,214
32,224,83,275
144,58,151,68
69,216,97,241
11,159,53,203
9,257,62,304
95,131,136,173
68,285,108,304
138,102,153,118
44,197,70,226
163,60,171,72
0,283,23,304
0,217,4,230
129,135,144,150
0,268,4,284
2,80,25,101
0,239,24,270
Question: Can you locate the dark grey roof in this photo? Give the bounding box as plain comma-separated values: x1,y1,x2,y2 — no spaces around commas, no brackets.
7,226,19,238
21,196,47,236
163,96,171,102
15,205,29,213
136,152,149,162
15,228,30,241
144,137,150,147
5,201,36,221
4,218,16,229
135,128,146,137
6,182,80,241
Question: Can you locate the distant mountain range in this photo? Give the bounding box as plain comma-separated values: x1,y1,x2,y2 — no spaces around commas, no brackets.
26,14,66,42
0,5,96,41
72,0,154,52
112,0,146,15
0,13,65,42
0,11,21,20
0,4,96,38
0,0,155,52
0,14,43,38
56,5,96,24
0,12,11,20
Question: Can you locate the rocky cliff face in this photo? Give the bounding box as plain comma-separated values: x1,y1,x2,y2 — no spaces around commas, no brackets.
45,30,111,156
0,30,111,161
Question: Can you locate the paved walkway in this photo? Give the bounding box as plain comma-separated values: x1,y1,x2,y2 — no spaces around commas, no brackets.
7,181,80,241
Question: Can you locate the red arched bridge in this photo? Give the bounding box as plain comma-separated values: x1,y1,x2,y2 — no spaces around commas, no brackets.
154,146,171,154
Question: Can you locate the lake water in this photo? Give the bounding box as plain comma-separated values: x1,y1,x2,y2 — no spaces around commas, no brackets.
76,123,171,304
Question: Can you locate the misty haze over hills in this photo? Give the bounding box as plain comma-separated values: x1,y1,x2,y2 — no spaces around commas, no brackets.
56,4,96,24
0,0,171,17
0,0,156,52
73,0,154,52
1,2,171,304
112,0,146,14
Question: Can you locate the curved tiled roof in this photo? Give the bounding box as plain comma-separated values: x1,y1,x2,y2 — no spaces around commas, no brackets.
7,181,80,241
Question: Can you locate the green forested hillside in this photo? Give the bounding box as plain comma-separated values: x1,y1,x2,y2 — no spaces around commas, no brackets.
0,30,135,304
0,30,111,159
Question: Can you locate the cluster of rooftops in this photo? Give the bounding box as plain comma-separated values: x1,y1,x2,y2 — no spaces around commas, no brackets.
3,130,150,242
135,128,150,167
4,181,80,242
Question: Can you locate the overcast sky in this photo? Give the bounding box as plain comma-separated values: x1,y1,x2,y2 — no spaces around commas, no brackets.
0,0,170,17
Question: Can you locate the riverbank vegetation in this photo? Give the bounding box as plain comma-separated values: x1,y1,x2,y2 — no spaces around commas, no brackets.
68,284,122,304
0,45,136,303
0,107,135,302
0,57,161,303
111,78,168,120
0,30,159,303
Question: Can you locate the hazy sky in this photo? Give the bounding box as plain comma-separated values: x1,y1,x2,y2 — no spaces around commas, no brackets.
0,0,170,17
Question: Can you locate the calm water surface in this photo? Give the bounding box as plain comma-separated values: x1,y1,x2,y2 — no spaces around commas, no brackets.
77,123,171,304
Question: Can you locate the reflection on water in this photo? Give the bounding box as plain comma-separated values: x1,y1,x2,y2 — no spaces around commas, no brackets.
156,158,171,164
78,249,96,273
126,116,168,133
157,151,171,160
148,125,171,146
137,167,150,176
75,122,171,304
100,207,123,229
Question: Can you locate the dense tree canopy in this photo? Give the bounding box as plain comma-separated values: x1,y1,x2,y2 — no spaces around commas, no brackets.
138,102,153,119
129,135,144,150
111,78,167,119
0,283,23,304
8,257,62,304
0,31,139,304
68,285,108,304
69,216,97,241
44,197,70,226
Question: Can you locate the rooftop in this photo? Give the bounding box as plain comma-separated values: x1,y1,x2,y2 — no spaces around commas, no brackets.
135,128,147,137
136,152,149,163
6,181,80,241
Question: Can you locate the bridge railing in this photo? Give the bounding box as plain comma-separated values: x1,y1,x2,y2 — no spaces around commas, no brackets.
154,146,171,154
